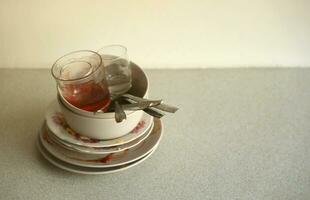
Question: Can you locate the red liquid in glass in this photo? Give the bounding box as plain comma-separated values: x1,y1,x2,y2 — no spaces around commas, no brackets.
62,80,111,112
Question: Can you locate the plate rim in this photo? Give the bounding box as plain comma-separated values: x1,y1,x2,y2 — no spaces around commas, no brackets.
37,136,158,175
45,100,154,148
40,118,163,168
47,121,154,154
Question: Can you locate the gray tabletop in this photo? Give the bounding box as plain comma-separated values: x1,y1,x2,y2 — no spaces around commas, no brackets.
1,68,309,200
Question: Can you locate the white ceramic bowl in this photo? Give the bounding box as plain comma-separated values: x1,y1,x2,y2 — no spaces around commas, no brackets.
57,95,144,140
58,62,148,118
57,62,148,140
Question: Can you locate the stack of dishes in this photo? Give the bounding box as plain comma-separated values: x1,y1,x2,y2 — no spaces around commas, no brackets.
37,63,163,174
37,101,162,174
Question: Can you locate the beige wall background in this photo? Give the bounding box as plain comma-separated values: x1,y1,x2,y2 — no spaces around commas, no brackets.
0,0,309,69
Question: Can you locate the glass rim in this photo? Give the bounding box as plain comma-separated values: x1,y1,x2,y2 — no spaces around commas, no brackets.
51,50,103,82
97,44,128,61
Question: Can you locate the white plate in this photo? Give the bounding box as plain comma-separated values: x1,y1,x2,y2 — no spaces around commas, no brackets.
37,137,157,175
45,102,153,148
47,121,154,154
39,118,162,168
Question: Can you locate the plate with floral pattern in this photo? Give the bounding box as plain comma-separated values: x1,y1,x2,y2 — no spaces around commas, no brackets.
47,121,154,154
37,136,157,175
45,102,154,148
39,118,162,168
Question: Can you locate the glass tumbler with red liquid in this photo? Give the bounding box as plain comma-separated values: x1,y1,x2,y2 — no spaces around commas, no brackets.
51,50,111,112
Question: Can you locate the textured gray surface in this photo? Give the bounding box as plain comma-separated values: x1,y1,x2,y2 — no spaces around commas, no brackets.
0,68,310,200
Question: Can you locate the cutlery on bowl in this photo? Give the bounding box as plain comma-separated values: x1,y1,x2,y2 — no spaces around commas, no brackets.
121,100,162,111
143,107,165,118
122,94,178,113
114,101,126,123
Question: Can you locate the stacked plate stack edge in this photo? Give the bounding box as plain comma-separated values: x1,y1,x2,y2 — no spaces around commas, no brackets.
37,62,164,174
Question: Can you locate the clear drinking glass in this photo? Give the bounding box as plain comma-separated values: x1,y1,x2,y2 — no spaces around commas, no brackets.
97,45,132,95
51,50,111,112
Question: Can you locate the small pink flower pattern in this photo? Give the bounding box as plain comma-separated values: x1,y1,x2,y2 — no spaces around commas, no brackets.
52,112,100,143
131,121,145,134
